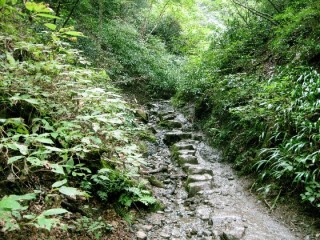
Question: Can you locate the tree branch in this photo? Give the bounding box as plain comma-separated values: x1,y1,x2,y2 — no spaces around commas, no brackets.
62,0,80,28
231,0,278,25
266,0,281,13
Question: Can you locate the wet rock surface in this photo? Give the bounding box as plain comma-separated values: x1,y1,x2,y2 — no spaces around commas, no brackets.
133,100,305,240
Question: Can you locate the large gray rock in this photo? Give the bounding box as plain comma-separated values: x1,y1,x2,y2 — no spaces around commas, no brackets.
186,181,212,197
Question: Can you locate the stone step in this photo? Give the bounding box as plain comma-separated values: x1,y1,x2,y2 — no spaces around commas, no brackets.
159,120,183,129
177,154,198,165
187,174,213,184
181,163,199,172
162,113,176,121
163,131,192,145
173,141,197,150
178,149,196,156
159,111,175,118
187,165,213,176
186,181,212,197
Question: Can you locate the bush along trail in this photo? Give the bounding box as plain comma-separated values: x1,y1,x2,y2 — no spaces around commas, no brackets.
132,100,319,240
0,2,158,239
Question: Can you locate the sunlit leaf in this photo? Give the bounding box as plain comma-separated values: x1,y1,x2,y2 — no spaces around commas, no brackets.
27,157,43,166
44,23,57,31
52,179,67,188
25,2,52,13
8,155,24,164
36,216,59,231
45,146,63,152
50,164,65,175
37,14,60,19
41,208,68,216
58,186,85,197
63,31,84,37
34,137,54,144
24,98,39,105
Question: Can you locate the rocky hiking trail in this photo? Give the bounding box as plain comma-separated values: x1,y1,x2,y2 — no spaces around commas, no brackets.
131,100,316,240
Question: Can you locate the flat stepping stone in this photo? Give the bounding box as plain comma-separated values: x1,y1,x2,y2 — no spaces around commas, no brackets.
187,174,213,184
182,163,199,172
187,165,213,176
162,114,176,121
177,154,198,165
159,120,182,129
178,149,196,156
159,111,175,118
173,142,196,151
163,131,192,145
186,181,212,197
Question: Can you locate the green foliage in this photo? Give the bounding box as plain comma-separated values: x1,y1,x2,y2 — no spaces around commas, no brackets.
173,0,320,210
58,0,185,98
0,1,159,236
0,192,70,231
91,168,156,209
151,14,183,54
75,216,113,239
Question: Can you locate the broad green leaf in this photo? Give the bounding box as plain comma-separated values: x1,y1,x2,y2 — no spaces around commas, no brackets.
58,186,85,197
8,155,24,164
34,137,54,144
63,31,84,37
0,196,24,211
50,132,58,139
44,23,57,31
36,216,59,231
52,179,67,188
37,14,60,19
24,98,39,105
11,193,37,201
41,208,68,216
23,214,36,220
16,144,28,155
25,2,52,13
27,157,43,166
50,164,65,175
45,146,62,152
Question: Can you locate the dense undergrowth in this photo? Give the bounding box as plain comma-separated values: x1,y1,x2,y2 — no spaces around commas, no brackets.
1,0,319,237
173,0,320,210
71,0,184,98
0,1,157,238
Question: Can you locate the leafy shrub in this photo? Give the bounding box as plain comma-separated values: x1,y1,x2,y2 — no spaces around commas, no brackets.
0,1,158,236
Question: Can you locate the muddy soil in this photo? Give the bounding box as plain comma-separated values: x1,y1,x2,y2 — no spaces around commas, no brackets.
132,100,320,240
